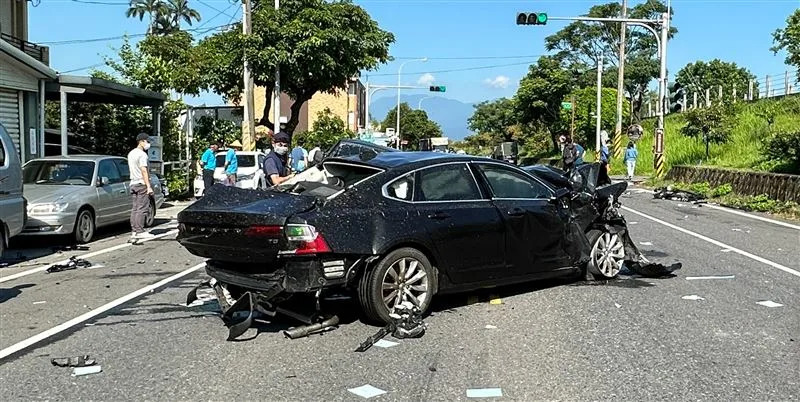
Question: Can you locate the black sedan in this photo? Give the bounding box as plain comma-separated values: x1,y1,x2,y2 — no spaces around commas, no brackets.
177,152,676,325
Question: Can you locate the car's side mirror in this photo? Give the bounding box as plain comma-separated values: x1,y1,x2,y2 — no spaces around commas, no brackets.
98,176,110,186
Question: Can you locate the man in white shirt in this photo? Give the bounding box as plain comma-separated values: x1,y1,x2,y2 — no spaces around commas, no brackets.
127,133,155,242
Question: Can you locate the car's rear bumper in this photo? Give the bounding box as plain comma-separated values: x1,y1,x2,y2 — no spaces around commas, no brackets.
205,257,356,294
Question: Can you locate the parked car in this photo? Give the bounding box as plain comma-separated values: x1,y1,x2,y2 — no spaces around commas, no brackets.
21,155,165,243
193,151,267,198
0,123,25,258
178,150,669,325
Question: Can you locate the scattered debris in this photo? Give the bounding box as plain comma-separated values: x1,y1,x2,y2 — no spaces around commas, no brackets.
46,256,92,273
466,388,503,398
137,260,145,264
72,365,102,377
614,303,622,308
54,245,89,253
639,241,653,246
756,300,783,308
428,366,437,372
33,301,46,305
355,302,426,352
489,297,503,305
686,275,735,280
51,355,96,367
721,249,733,253
732,228,743,232
628,221,638,225
484,325,497,329
348,384,387,399
373,339,398,348
654,187,705,202
682,295,705,301
283,316,340,340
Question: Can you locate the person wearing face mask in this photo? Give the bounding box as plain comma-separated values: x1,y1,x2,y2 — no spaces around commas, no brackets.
263,131,295,186
127,133,155,242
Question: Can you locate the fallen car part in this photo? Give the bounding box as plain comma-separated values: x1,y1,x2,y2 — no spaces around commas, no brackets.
653,187,705,202
72,365,102,377
46,256,92,273
283,315,340,339
355,302,427,352
355,323,395,352
51,355,96,367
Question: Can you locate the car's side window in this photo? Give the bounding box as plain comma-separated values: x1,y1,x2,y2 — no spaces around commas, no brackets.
477,164,552,199
416,163,481,202
114,159,130,182
385,174,414,201
98,160,123,184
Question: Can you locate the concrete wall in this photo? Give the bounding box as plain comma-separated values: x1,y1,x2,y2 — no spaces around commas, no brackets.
666,165,800,202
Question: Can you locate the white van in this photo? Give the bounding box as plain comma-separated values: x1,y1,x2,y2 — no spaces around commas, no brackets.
0,123,25,258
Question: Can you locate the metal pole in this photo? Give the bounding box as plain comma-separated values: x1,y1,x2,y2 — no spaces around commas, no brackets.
732,87,737,103
38,79,45,158
396,58,427,149
682,91,687,112
596,54,603,153
748,79,753,100
273,0,281,141
60,90,67,156
705,88,711,107
654,11,669,177
242,0,256,151
693,92,697,109
785,71,790,96
718,85,722,103
613,0,628,159
765,75,771,98
365,81,370,130
570,95,575,139
418,96,434,110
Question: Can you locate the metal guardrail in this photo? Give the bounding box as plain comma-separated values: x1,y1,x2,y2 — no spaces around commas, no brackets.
1,33,49,65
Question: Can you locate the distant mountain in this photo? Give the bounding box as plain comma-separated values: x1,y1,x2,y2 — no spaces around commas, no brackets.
369,95,475,140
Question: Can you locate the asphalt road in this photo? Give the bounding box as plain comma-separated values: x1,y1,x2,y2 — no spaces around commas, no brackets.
0,191,797,401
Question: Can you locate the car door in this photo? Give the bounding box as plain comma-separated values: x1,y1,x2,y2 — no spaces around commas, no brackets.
473,162,571,275
95,159,127,225
411,162,506,284
114,158,133,213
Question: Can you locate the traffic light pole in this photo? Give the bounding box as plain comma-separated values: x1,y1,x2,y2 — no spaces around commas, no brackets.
365,83,428,132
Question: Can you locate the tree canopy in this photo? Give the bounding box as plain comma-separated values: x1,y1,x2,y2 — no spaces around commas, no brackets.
674,59,757,103
772,9,800,77
381,103,442,149
467,98,519,143
298,108,354,150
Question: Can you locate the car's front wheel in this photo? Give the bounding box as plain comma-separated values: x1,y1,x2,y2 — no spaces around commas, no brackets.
144,199,156,227
358,247,437,323
586,229,625,279
74,209,96,244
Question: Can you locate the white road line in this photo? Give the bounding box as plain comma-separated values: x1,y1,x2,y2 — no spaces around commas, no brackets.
0,262,205,361
622,206,800,278
701,203,800,230
0,229,179,284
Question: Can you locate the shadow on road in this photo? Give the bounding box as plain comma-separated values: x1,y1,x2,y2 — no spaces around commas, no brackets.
0,283,36,303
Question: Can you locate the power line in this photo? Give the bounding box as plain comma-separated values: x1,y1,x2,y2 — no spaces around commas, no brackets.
367,60,540,77
68,0,128,5
38,23,235,45
394,55,545,60
195,0,240,30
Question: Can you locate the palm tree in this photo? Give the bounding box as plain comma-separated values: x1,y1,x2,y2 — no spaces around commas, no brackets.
125,0,168,34
165,0,202,29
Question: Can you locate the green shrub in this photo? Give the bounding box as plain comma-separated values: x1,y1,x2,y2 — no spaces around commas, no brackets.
710,183,733,197
763,130,800,173
166,169,188,199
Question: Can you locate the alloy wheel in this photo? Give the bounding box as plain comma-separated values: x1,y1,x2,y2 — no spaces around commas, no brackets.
381,257,430,312
76,211,94,243
590,232,624,278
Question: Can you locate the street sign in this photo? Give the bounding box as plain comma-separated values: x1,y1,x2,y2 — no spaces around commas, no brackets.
561,102,573,110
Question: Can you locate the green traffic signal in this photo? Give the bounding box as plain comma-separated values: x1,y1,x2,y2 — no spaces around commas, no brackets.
429,86,446,92
537,13,548,24
516,12,548,25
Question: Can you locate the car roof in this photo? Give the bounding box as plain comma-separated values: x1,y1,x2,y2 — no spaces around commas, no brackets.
29,155,122,162
329,151,491,169
215,150,262,155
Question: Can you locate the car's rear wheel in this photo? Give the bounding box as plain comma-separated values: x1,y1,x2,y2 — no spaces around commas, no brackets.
74,209,95,244
586,229,624,279
0,226,6,259
144,198,156,228
358,247,437,323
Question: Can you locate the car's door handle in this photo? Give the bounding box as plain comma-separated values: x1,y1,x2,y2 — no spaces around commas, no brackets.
427,212,450,220
507,208,525,217
118,190,126,194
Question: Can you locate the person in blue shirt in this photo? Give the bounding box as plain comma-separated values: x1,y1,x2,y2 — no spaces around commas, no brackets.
200,140,220,193
574,142,585,165
262,131,294,186
223,140,242,186
290,144,308,173
624,141,639,180
600,138,610,173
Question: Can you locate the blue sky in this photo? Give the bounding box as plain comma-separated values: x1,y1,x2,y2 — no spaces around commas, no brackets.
29,0,800,106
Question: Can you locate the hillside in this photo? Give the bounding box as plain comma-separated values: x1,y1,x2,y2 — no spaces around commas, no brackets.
369,95,475,140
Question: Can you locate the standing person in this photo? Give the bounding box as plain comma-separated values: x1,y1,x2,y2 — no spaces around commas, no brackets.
200,140,220,194
561,135,578,171
600,138,610,173
262,131,295,186
223,140,242,186
574,142,585,166
624,141,639,180
290,142,308,173
308,145,323,168
127,133,155,242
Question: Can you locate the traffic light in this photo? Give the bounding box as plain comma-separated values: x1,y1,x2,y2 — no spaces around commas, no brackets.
429,86,446,92
516,12,548,25
668,82,685,113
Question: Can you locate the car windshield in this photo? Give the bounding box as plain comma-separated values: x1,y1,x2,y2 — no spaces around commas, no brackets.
23,160,95,186
215,154,256,168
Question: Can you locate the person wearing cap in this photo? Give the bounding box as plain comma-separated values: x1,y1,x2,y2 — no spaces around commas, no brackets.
262,131,294,186
127,133,155,242
223,139,242,186
200,140,221,193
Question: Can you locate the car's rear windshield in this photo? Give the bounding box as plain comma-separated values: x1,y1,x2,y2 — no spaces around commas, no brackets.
23,160,95,186
215,154,256,168
324,162,383,187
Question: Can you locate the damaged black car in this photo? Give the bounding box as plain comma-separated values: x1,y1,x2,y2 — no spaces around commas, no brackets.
177,151,679,328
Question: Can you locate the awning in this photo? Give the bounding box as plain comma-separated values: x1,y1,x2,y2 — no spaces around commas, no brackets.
0,39,57,79
45,75,166,106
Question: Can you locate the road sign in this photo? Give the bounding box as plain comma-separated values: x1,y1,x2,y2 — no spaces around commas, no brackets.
561,101,573,110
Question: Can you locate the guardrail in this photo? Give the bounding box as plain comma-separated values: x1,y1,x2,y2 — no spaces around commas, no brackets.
1,33,49,65
666,165,800,202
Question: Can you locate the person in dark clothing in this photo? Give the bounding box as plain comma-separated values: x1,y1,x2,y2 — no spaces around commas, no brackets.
561,135,578,171
262,131,294,186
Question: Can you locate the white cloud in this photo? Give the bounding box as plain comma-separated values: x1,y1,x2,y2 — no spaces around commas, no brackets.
484,75,510,89
417,73,435,86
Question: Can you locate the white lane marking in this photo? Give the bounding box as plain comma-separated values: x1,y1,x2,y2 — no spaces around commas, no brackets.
467,388,504,398
0,262,205,360
682,295,705,301
756,300,784,308
622,206,800,278
0,229,178,284
702,203,800,230
686,275,736,280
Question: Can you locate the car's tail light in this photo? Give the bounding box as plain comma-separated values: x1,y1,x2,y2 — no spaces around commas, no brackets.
244,225,283,237
283,224,331,255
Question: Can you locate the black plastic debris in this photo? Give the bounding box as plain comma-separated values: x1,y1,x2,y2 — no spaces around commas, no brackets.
355,302,426,352
51,355,96,367
53,245,90,253
654,187,705,202
46,256,92,273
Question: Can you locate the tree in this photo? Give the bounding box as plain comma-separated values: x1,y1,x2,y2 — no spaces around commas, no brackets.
197,0,394,136
125,0,201,35
125,0,167,34
560,87,629,149
191,116,240,159
298,108,354,149
165,0,201,28
467,98,518,143
544,0,677,119
514,55,576,150
680,103,739,157
772,9,800,77
674,60,757,103
381,103,442,149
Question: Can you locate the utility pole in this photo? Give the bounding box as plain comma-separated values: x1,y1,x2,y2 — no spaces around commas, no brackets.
613,0,627,159
273,0,281,140
241,0,256,151
396,58,427,149
570,95,576,139
596,54,603,153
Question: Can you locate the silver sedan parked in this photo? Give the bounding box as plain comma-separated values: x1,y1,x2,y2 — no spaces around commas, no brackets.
21,155,165,243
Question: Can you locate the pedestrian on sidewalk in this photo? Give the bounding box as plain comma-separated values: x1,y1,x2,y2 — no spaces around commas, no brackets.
308,144,322,168
127,133,155,242
200,140,220,193
561,135,578,172
290,142,308,173
624,141,638,180
223,140,242,186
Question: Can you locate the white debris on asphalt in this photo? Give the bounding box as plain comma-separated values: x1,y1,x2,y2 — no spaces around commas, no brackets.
33,301,46,305
686,275,736,280
682,295,705,301
467,388,504,398
756,300,784,308
348,384,387,398
614,303,622,309
720,249,733,252
732,228,743,232
373,339,398,348
86,264,106,270
639,241,653,246
484,325,497,329
72,365,102,377
629,221,638,225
